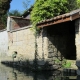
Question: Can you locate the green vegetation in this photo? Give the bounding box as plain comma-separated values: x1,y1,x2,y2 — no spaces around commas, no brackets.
62,59,71,68
0,0,12,29
8,10,22,17
31,0,80,32
1,14,7,28
30,0,77,70
0,0,22,29
55,58,71,68
0,0,12,16
1,10,22,28
77,0,80,8
55,58,61,64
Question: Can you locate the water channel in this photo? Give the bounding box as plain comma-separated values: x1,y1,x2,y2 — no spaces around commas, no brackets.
0,63,79,80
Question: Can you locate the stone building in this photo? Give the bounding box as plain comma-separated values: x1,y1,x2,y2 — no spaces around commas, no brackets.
7,16,48,65
37,9,80,74
1,8,80,72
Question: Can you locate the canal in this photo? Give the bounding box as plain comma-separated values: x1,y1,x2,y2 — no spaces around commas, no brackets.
0,63,79,80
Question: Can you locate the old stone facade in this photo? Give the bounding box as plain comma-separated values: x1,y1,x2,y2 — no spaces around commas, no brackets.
8,27,47,61
75,19,80,60
47,21,76,60
37,9,80,71
0,16,77,69
75,19,80,75
1,8,80,71
7,16,48,65
0,29,8,61
43,21,76,69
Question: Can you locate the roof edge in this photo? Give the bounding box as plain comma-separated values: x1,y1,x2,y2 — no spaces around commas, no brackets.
37,9,80,28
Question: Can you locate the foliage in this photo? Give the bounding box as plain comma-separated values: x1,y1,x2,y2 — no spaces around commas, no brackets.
62,59,71,68
55,58,71,68
67,0,77,11
1,10,22,28
0,0,12,16
0,0,12,29
1,14,7,28
77,0,80,8
55,58,61,64
8,10,22,17
31,0,78,32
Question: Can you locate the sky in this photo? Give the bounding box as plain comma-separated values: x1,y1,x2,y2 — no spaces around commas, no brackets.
9,0,35,12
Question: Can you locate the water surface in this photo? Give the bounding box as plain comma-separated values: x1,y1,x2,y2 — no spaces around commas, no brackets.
0,63,78,80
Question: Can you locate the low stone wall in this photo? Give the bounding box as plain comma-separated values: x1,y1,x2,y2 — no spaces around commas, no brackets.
0,29,8,61
75,19,80,75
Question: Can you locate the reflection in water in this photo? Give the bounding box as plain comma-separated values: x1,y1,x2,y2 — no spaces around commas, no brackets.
0,63,78,80
12,68,17,80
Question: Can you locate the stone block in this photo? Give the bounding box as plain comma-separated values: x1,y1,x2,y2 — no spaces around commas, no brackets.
8,27,49,63
13,32,17,41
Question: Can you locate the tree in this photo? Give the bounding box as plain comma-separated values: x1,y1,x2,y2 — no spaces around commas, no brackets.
31,0,78,30
0,0,12,16
0,0,12,29
77,0,80,8
8,10,22,17
23,0,31,9
1,10,22,29
1,14,7,28
67,0,77,11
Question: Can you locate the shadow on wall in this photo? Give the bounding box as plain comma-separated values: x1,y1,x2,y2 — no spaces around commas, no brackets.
46,21,76,60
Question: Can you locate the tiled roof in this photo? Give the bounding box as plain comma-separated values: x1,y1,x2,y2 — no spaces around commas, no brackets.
22,6,33,18
9,16,30,20
37,9,80,28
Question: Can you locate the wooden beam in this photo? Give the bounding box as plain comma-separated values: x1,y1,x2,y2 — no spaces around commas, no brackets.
71,13,80,21
37,16,71,28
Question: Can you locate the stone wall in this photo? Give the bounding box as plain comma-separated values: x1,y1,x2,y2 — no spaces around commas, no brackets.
8,26,48,63
6,16,77,69
75,19,80,75
0,30,8,55
6,16,48,64
47,21,76,60
8,26,35,60
0,29,8,61
45,21,76,69
75,19,80,60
